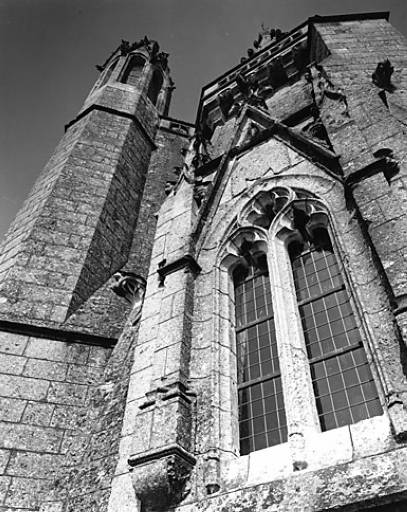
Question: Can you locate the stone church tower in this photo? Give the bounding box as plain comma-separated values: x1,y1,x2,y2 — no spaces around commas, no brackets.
1,10,407,512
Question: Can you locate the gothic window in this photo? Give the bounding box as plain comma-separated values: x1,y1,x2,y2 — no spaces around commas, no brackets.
233,253,287,455
121,54,146,86
147,69,163,105
288,225,382,431
221,186,384,457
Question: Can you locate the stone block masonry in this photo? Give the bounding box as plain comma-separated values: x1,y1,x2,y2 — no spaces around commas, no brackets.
0,80,158,339
0,330,111,511
312,17,407,343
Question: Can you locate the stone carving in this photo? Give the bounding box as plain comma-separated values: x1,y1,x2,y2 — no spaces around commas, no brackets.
372,59,394,90
191,128,211,169
203,449,220,495
119,39,131,55
193,178,211,207
301,107,331,148
129,447,196,511
235,72,268,111
307,64,350,129
117,37,169,69
253,32,263,49
386,390,407,441
242,121,261,145
112,271,146,305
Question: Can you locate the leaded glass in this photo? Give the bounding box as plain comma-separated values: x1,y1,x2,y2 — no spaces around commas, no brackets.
289,232,382,431
234,256,287,455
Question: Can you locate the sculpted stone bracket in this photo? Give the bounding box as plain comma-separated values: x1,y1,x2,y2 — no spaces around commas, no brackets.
128,445,196,511
386,390,407,441
129,382,197,510
157,255,201,286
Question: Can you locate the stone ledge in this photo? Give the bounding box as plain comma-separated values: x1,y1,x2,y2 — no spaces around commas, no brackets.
175,444,407,511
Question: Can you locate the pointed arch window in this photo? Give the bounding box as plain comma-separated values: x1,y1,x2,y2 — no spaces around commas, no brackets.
147,69,163,105
288,223,382,431
121,54,146,86
221,186,384,457
233,251,287,455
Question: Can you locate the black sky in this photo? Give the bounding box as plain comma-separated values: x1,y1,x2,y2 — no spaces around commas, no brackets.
0,0,406,239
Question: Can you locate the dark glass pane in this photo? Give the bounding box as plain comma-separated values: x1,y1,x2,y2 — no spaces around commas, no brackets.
336,408,352,426
351,404,368,422
240,437,251,456
253,416,265,434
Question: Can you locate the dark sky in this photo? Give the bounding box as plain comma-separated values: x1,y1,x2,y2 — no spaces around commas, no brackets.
0,0,406,240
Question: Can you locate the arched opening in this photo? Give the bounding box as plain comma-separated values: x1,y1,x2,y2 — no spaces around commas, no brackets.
121,54,146,86
147,69,164,105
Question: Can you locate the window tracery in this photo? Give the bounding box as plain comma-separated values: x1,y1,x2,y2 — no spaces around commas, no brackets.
219,185,383,456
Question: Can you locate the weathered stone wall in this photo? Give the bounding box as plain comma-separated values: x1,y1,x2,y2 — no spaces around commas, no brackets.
312,18,407,346
57,121,192,512
126,120,193,276
0,331,111,511
0,81,158,339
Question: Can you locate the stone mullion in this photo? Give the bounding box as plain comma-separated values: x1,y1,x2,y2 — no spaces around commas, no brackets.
268,237,320,470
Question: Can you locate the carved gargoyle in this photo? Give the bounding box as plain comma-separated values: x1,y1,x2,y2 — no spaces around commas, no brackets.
111,271,146,305
372,59,394,90
112,271,146,325
191,125,211,169
253,32,263,49
155,52,169,68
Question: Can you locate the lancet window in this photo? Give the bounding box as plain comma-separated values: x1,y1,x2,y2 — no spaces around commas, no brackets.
233,252,287,455
147,69,163,105
221,186,383,456
120,54,146,86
